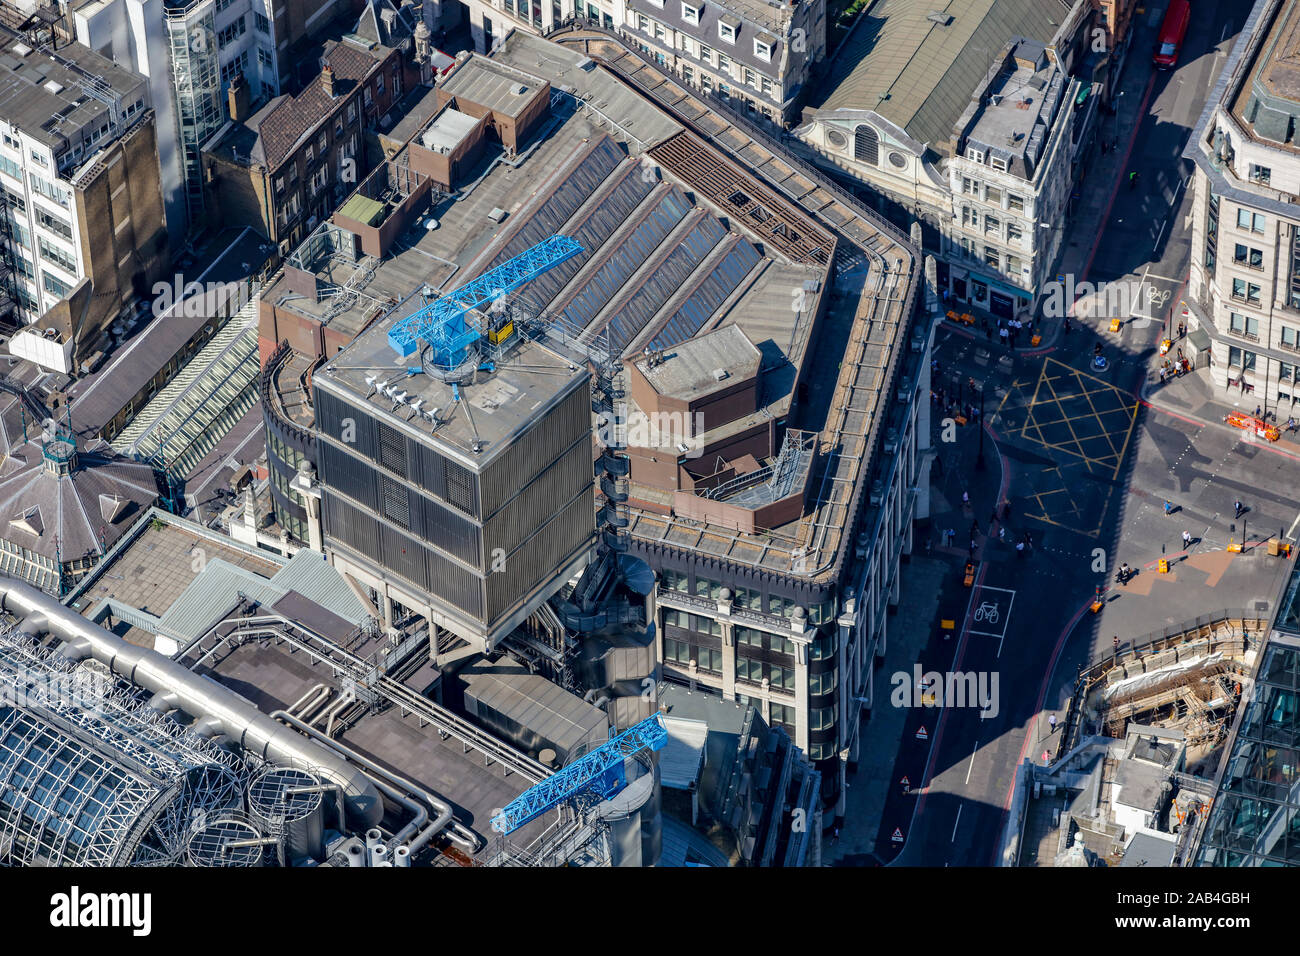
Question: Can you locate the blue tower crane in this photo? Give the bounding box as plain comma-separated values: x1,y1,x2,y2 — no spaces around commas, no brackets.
387,235,583,369
491,713,668,834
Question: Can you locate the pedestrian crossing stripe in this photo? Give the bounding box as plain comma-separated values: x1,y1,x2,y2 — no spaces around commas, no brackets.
916,726,928,740
892,828,905,842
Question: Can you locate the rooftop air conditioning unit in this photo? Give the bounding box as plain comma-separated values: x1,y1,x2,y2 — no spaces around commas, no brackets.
884,428,899,454
712,368,728,381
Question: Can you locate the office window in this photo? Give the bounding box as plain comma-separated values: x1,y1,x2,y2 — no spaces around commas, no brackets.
736,627,764,648
737,657,762,682
255,12,270,32
36,236,75,273
1008,193,1025,212
810,705,836,731
809,668,837,695
1237,209,1266,234
769,665,793,691
770,703,794,729
1228,311,1259,338
217,16,246,49
733,587,762,611
1007,222,1023,243
41,270,70,298
1283,327,1299,349
29,173,68,208
697,647,722,673
1232,278,1262,304
664,637,690,665
662,569,690,593
1228,346,1257,370
1250,164,1272,185
1234,243,1264,269
985,184,1003,205
961,177,978,195
1007,254,1023,274
984,245,1000,268
984,214,1000,236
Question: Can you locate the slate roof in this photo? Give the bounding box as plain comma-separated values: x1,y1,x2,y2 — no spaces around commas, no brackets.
0,396,158,564
248,40,384,170
354,0,416,47
814,0,1071,155
626,0,787,83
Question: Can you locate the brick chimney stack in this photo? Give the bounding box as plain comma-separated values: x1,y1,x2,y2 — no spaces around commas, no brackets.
321,64,336,98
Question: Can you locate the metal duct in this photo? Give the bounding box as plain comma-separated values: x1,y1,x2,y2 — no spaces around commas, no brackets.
0,580,383,830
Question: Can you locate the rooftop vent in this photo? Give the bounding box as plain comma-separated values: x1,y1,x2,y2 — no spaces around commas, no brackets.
712,368,728,382
926,11,953,25
511,83,528,95
43,80,64,95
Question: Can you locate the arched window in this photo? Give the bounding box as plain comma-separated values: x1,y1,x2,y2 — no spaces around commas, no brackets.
854,124,879,166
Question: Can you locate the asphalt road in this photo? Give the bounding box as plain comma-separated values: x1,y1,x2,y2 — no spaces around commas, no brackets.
881,0,1263,867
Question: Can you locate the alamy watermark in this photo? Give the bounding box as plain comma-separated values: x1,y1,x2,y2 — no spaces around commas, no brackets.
1041,275,1171,328
890,664,999,719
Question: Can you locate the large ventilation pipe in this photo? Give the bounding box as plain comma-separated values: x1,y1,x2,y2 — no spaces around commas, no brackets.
273,711,481,854
0,581,383,830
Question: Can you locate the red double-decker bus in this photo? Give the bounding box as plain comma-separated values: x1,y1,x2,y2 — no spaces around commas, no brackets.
1154,0,1191,69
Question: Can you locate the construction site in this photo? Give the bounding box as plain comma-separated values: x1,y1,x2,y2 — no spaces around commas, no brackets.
1000,609,1269,867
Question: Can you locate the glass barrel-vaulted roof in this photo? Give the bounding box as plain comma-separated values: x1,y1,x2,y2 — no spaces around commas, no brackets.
0,626,251,866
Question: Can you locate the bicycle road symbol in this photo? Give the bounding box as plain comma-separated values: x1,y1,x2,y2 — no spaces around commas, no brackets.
973,601,1000,624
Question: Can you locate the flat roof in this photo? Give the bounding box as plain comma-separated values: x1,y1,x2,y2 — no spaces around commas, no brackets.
316,319,588,468
439,54,544,119
421,106,478,153
0,25,148,151
636,324,762,401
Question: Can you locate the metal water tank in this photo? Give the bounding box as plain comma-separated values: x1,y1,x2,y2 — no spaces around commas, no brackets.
597,755,661,867
248,767,326,863
186,815,265,867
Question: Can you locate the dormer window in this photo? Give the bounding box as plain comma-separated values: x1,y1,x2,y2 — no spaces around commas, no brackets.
754,36,774,61
990,156,1007,172
718,21,736,43
682,2,699,24
967,147,984,163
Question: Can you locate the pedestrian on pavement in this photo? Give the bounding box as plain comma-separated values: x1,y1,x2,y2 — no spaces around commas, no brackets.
1159,367,1167,385
1164,500,1173,516
1016,540,1025,557
1256,405,1262,418
998,527,1007,542
1048,714,1057,732
1129,170,1139,190
1000,326,1009,346
1113,635,1120,654
1178,321,1186,339
1182,530,1192,548
962,490,970,506
1235,499,1244,519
